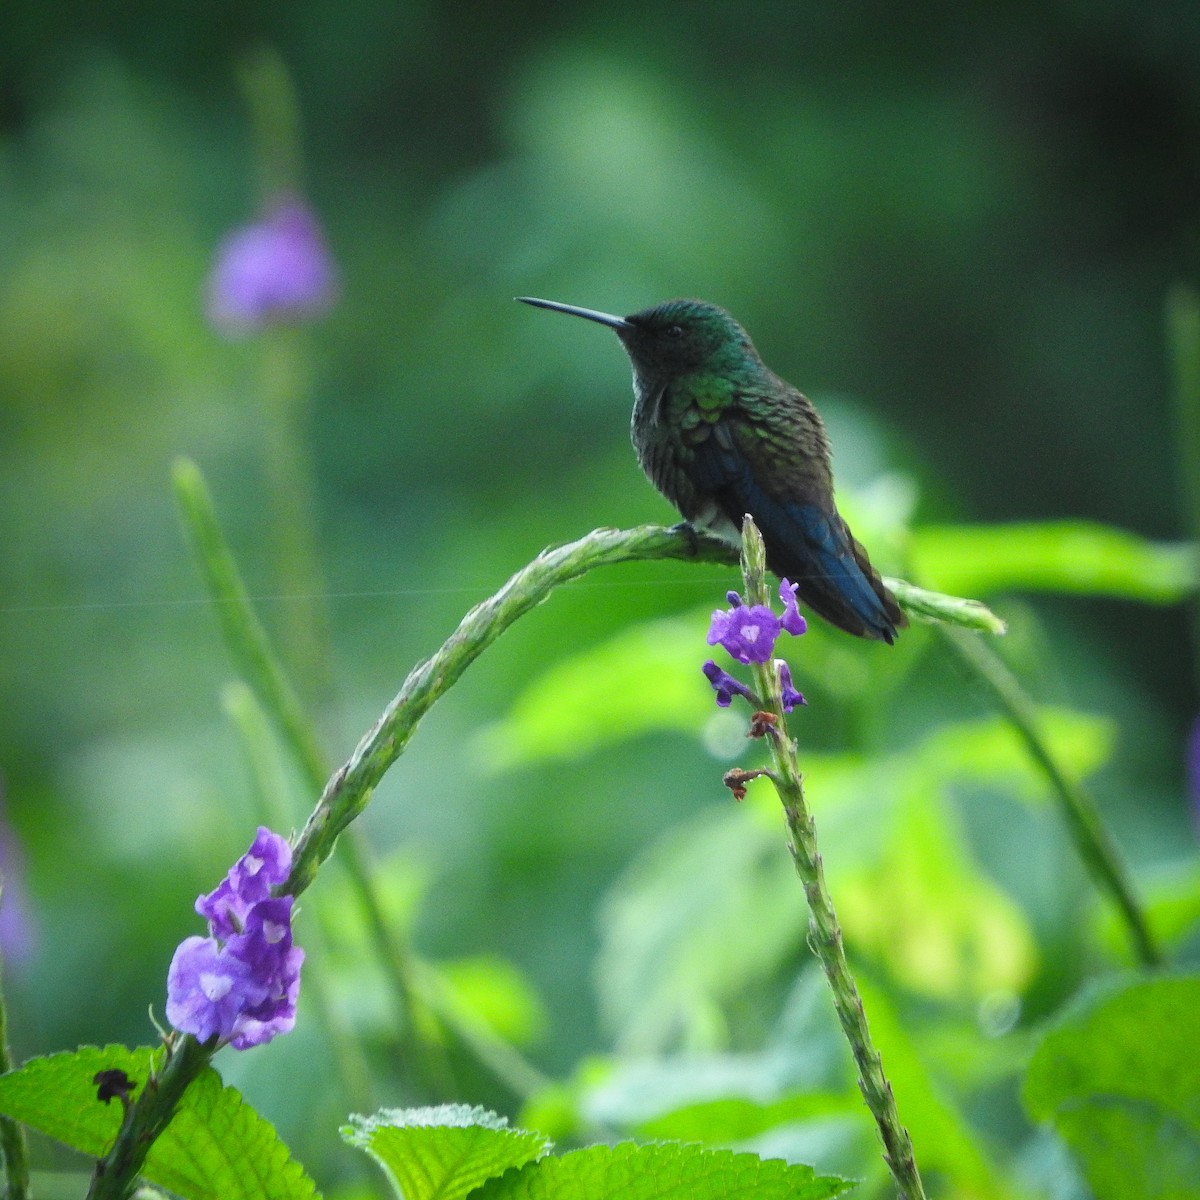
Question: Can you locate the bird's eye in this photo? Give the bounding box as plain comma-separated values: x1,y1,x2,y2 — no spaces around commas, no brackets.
667,325,684,338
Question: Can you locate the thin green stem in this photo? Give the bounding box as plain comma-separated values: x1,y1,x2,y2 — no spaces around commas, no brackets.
285,524,737,896
259,329,334,708
85,1037,214,1200
173,458,327,788
1167,286,1200,690
740,520,927,1200
882,575,1007,635
236,46,303,201
173,460,447,1084
0,942,29,1200
940,626,1162,967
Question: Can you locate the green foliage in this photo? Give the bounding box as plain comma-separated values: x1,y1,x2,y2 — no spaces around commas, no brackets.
470,1141,853,1200
342,1105,550,1200
1023,975,1200,1200
848,979,1008,1200
0,1046,318,1200
835,787,1036,1001
3,13,1199,1194
474,615,714,770
438,957,547,1048
1098,861,1200,956
589,696,1117,1049
345,1106,852,1200
596,804,804,1052
911,520,1196,602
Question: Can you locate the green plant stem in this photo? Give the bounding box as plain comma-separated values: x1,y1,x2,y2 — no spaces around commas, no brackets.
1167,285,1200,689
740,519,927,1200
285,525,1003,899
173,460,447,1085
283,524,736,895
0,950,29,1200
85,1037,213,1200
109,495,997,1200
882,575,1007,635
259,329,334,708
173,458,326,787
940,625,1162,968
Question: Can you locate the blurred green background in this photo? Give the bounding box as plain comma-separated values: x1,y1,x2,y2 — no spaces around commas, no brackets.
2,2,1199,1196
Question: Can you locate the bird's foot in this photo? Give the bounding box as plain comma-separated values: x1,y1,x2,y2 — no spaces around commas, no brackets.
668,521,702,556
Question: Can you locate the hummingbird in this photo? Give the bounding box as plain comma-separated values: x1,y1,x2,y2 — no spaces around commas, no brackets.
517,296,905,643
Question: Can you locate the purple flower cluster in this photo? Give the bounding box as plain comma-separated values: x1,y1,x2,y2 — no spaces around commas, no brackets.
206,193,338,337
703,579,807,713
166,827,303,1050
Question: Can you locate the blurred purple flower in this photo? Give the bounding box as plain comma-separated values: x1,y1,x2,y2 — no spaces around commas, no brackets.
206,193,338,336
167,828,302,1049
703,660,753,707
0,780,35,970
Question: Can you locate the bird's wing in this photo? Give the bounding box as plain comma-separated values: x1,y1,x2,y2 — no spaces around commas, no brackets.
687,411,902,642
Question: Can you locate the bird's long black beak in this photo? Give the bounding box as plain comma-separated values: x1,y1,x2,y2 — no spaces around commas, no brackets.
516,296,633,330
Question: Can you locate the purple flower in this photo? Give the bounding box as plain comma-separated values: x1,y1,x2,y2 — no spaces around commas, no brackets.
206,193,338,336
0,781,35,970
707,581,807,664
778,579,807,636
167,828,302,1049
196,826,292,937
703,660,753,707
777,661,806,713
707,602,782,664
166,936,266,1044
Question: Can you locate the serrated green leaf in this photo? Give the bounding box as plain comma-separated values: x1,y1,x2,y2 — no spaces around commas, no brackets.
1023,975,1200,1199
473,616,712,771
469,1141,853,1200
342,1104,551,1200
0,1045,318,1200
0,1045,156,1157
910,520,1196,602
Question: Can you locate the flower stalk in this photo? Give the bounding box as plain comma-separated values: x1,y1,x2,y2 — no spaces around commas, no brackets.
91,506,997,1199
739,517,927,1200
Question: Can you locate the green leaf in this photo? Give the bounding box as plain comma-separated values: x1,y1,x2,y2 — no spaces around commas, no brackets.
835,788,1037,1000
1024,975,1200,1199
913,709,1116,805
595,806,805,1052
0,1045,318,1200
469,1141,853,1200
911,520,1196,602
473,615,712,770
342,1104,551,1200
438,956,546,1047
